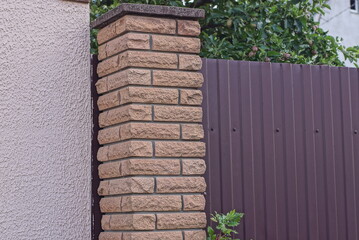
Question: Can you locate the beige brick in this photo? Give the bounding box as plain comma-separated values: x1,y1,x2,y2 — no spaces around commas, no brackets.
97,15,176,45
152,35,200,53
157,212,207,229
99,105,152,128
184,230,206,240
182,159,206,175
99,161,121,179
155,141,205,157
154,106,202,122
122,232,182,240
96,77,108,94
97,91,119,111
98,126,120,144
99,232,122,240
97,145,109,162
180,89,203,105
178,20,201,36
99,33,150,60
182,124,204,140
125,195,182,212
179,54,202,70
107,69,151,92
98,177,154,196
156,177,206,193
97,21,117,45
153,70,204,88
183,195,206,211
102,214,155,230
107,141,153,161
119,87,178,105
121,195,182,212
98,51,178,77
122,159,181,176
122,122,180,140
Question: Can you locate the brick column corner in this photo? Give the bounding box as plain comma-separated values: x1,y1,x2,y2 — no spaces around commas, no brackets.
91,4,206,240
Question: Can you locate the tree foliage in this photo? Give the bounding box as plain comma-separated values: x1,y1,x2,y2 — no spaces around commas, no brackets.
91,0,359,67
207,210,244,240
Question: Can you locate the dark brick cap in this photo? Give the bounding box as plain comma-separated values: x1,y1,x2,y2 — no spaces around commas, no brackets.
91,3,205,29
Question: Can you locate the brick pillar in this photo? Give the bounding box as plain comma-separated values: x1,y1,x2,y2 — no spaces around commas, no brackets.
91,4,206,240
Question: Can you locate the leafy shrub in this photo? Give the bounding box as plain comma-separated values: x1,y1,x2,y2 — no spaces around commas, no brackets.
207,210,244,240
91,0,359,67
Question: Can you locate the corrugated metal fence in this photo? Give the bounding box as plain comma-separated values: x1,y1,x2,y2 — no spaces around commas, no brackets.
201,59,359,240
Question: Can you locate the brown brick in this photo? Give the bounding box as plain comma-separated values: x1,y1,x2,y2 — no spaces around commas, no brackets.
122,159,181,176
97,146,109,162
155,141,205,157
99,105,152,128
97,21,117,45
98,51,178,77
102,214,155,230
157,212,207,229
119,87,178,105
106,69,151,93
184,230,206,240
156,177,206,193
99,123,179,144
179,54,202,70
180,89,203,105
97,91,119,111
183,195,206,211
178,20,201,36
182,159,206,175
97,15,176,45
99,161,121,179
98,126,120,144
107,141,153,161
121,195,182,212
182,124,204,140
99,232,122,240
99,33,150,60
152,35,200,53
96,77,108,94
154,106,202,122
120,122,180,140
153,70,204,88
98,177,154,196
122,232,182,240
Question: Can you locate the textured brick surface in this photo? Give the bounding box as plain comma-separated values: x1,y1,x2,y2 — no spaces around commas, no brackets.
156,177,206,193
154,106,202,122
155,141,206,157
180,89,203,105
97,15,176,44
152,35,200,53
119,87,178,105
96,69,151,94
123,232,183,240
98,141,152,161
98,33,150,60
184,230,207,240
157,213,207,229
182,159,206,175
98,177,154,196
178,20,201,36
181,124,204,140
153,70,204,88
102,214,156,230
183,195,206,211
99,104,152,127
179,54,202,70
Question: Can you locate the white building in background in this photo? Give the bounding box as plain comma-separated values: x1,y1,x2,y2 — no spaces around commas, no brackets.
320,0,359,66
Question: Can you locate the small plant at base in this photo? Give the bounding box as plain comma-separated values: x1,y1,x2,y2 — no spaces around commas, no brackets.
207,210,244,240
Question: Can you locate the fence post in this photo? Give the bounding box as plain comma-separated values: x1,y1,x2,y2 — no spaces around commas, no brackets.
91,4,207,239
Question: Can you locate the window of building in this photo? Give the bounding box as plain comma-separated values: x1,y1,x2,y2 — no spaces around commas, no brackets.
351,0,359,12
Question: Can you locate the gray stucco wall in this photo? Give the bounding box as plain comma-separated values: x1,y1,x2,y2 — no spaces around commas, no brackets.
320,0,359,66
0,1,91,239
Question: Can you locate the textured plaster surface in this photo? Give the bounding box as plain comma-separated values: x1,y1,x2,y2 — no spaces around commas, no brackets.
320,0,359,66
0,1,91,239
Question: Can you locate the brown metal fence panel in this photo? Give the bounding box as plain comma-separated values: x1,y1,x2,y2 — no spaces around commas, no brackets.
201,58,359,240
